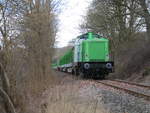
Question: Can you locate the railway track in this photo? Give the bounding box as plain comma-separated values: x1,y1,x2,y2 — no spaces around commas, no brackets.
110,79,150,89
96,80,150,101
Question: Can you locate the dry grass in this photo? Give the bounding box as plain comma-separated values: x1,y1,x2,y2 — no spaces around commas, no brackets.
47,100,107,113
46,84,108,113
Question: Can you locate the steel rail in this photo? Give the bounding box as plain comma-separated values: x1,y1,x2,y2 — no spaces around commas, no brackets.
110,79,150,89
96,80,150,101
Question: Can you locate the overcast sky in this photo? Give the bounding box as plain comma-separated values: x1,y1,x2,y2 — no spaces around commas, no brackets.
56,0,92,48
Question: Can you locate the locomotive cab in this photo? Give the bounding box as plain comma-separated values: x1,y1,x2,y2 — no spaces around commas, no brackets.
73,32,114,79
55,32,114,79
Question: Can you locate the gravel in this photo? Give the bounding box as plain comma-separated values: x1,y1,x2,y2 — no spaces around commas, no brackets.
78,80,150,113
52,72,150,113
100,90,150,113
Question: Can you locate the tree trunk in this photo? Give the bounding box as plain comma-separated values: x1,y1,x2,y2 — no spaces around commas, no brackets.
139,0,150,38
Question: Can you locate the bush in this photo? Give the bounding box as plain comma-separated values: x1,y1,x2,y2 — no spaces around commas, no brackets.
111,34,150,79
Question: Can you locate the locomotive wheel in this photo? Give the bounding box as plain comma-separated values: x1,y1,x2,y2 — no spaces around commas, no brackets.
74,68,79,76
79,72,83,78
91,73,105,80
79,69,84,78
72,69,74,75
91,73,95,79
99,74,105,80
79,72,86,79
79,71,89,79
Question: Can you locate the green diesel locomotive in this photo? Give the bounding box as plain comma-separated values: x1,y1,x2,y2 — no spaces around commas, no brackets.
55,32,114,79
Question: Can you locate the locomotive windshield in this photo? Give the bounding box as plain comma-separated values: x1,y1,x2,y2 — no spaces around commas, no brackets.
93,34,101,38
78,33,88,39
77,32,101,40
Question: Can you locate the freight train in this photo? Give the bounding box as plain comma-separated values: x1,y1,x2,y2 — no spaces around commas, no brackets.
52,32,114,79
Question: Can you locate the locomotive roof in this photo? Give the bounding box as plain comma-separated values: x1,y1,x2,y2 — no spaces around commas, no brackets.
77,32,105,40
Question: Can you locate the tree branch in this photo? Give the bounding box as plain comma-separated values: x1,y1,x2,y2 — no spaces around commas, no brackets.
0,88,16,113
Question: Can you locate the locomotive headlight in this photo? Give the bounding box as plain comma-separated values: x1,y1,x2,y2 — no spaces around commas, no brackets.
106,63,112,69
84,63,90,69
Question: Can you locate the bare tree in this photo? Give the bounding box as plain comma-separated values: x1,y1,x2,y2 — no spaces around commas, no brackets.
21,0,57,93
0,0,57,113
139,0,150,38
0,1,26,113
81,0,145,50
